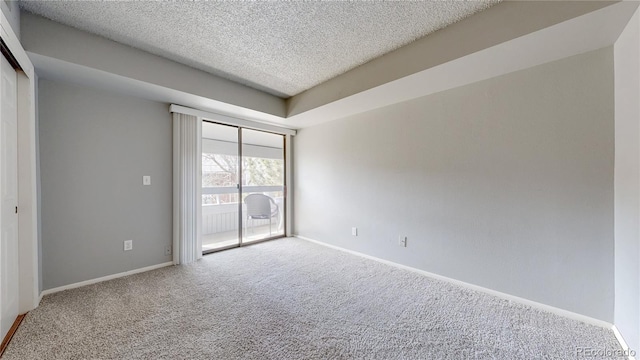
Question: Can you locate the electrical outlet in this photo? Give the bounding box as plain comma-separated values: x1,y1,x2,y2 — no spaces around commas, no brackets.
351,227,358,236
398,236,407,247
124,240,133,251
164,245,172,256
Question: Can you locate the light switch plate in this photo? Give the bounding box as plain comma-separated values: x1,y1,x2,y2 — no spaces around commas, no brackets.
124,240,133,251
143,176,151,185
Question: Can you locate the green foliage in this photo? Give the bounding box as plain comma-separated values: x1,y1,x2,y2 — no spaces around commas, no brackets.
202,153,283,187
243,157,284,186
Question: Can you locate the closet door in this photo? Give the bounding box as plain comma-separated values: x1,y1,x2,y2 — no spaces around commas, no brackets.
0,53,19,341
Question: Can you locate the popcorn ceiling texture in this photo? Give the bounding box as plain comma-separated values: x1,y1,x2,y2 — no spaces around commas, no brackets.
19,0,499,97
3,238,625,359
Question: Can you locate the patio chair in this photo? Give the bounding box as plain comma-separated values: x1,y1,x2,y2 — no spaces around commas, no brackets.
244,194,279,237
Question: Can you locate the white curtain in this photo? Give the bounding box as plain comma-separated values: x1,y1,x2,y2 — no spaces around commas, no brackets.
172,112,202,264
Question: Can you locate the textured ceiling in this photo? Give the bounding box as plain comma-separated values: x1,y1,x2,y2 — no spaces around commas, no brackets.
19,0,499,98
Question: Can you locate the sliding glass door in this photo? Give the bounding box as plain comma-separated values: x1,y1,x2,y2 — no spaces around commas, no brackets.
241,129,285,243
201,122,241,252
201,122,285,254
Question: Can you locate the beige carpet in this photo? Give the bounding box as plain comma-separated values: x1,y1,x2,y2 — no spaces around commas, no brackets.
3,238,625,359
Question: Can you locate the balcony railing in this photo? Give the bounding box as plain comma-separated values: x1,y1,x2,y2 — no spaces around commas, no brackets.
201,186,284,236
202,185,283,195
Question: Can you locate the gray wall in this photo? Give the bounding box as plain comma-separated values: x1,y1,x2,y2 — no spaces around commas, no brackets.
1,1,20,39
39,79,172,290
614,9,640,352
294,47,615,321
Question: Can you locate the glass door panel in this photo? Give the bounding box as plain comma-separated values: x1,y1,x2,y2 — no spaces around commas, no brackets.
201,121,240,253
241,129,285,243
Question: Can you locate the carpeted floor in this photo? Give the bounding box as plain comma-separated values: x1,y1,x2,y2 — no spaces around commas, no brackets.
3,238,625,359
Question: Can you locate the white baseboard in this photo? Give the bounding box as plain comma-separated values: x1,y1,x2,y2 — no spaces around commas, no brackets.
612,325,637,360
295,235,613,329
40,262,174,297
